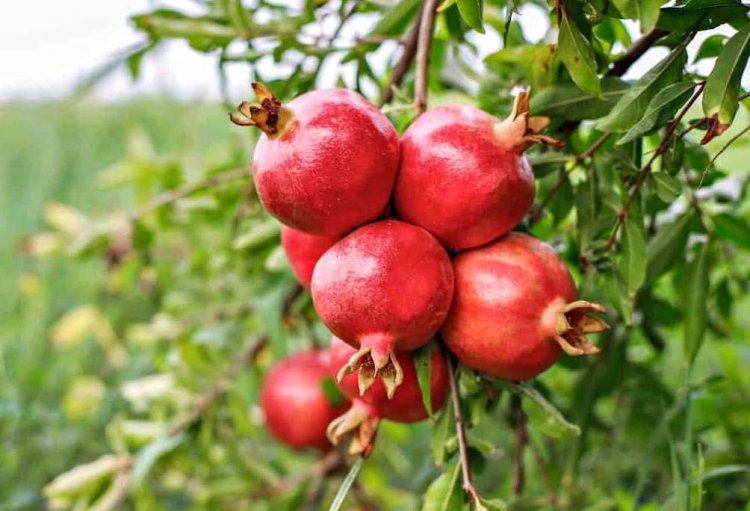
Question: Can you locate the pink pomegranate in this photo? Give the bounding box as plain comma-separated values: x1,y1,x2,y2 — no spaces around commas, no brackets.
260,350,348,450
230,84,399,237
326,336,448,456
442,232,608,381
280,226,338,289
394,92,562,250
311,220,454,397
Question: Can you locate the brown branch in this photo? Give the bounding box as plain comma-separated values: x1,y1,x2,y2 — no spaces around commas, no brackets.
442,344,482,505
697,124,750,189
607,28,669,77
131,167,251,221
529,132,611,225
528,437,560,510
380,11,422,106
414,0,439,115
604,81,705,251
511,394,528,497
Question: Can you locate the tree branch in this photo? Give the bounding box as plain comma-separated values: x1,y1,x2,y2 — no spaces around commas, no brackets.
414,0,439,115
442,344,482,505
380,9,423,106
511,394,528,497
607,28,669,77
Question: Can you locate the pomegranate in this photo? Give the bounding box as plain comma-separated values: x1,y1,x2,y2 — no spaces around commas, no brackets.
394,92,562,250
280,226,338,289
325,336,448,456
311,220,454,397
441,232,608,381
230,83,399,237
260,350,348,450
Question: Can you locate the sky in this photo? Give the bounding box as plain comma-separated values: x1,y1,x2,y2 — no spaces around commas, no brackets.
0,0,743,102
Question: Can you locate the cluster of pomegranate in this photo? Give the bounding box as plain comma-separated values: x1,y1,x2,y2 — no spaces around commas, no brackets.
233,84,608,454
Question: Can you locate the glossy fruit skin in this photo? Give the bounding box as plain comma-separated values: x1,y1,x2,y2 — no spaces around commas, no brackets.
280,226,338,289
311,220,454,356
253,88,399,237
260,350,347,450
328,336,448,422
394,104,535,250
441,232,577,380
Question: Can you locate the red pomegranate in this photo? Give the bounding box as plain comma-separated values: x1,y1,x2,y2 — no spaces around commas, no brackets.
441,232,608,381
280,226,338,289
230,84,399,237
260,350,348,450
394,92,562,250
326,336,448,456
311,220,454,397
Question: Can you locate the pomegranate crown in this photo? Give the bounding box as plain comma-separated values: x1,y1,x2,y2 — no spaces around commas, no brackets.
554,300,609,356
494,90,565,153
229,82,293,138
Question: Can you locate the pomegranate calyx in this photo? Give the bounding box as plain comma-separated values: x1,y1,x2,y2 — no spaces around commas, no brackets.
494,90,564,153
336,344,404,399
553,300,609,356
229,82,293,137
326,402,380,457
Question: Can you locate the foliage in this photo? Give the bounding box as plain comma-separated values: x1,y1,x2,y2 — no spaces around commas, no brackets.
6,0,750,509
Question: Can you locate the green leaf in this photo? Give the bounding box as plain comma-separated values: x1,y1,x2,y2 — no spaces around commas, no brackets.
414,343,436,421
320,378,346,408
618,81,696,144
620,217,647,297
479,498,508,511
652,172,683,202
530,78,629,120
611,0,664,31
558,11,601,95
597,46,687,132
422,462,463,511
703,24,750,133
683,240,711,365
329,456,365,511
713,214,750,249
431,406,454,467
694,34,728,62
457,0,485,33
132,434,185,485
657,0,749,32
646,211,694,285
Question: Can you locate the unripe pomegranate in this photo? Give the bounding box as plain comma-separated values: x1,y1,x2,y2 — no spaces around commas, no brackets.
311,220,454,397
230,84,399,237
325,336,448,456
394,92,562,250
260,350,348,450
442,232,608,381
280,226,338,289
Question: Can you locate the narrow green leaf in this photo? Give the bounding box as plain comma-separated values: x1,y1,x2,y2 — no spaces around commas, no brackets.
703,24,750,133
621,217,647,296
713,214,750,249
422,462,463,511
329,457,365,511
457,0,485,33
646,211,694,285
414,343,436,421
480,498,508,511
431,407,454,467
652,172,683,202
597,46,687,132
694,34,728,62
558,12,601,95
132,434,185,484
638,0,664,31
657,0,749,32
529,78,629,120
320,377,345,408
617,81,696,144
683,240,711,365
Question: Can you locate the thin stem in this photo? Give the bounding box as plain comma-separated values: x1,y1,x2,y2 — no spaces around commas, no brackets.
511,395,528,497
529,436,560,510
414,0,439,115
380,11,422,106
442,344,481,505
604,81,705,252
697,124,750,189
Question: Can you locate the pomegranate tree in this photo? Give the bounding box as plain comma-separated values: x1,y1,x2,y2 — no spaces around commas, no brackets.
259,350,348,450
311,220,454,397
230,84,399,237
280,226,338,289
325,336,448,456
394,92,562,250
441,232,609,381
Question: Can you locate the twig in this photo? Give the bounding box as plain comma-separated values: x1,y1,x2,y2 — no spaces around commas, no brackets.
511,395,528,497
529,132,611,224
380,11,422,106
697,124,750,189
255,450,345,497
528,437,560,510
738,90,750,102
414,0,439,115
131,167,250,221
604,81,705,251
442,345,482,505
607,28,669,77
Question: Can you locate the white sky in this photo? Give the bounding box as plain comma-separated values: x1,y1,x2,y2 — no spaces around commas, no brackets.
0,1,743,102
